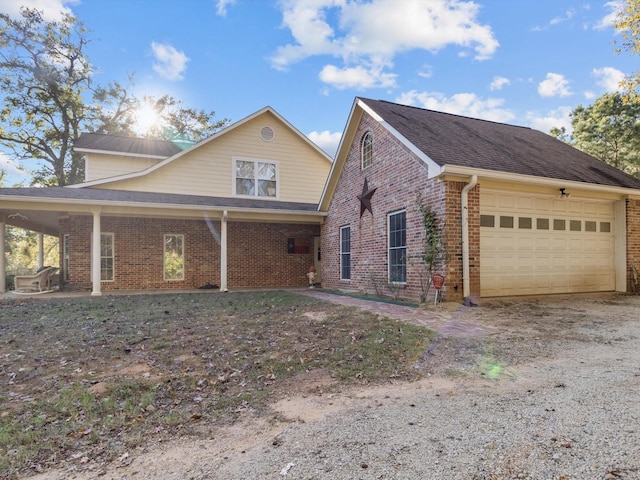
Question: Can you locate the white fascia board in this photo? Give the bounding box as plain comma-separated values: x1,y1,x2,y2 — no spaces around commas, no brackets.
1,193,327,218
73,147,168,160
318,99,360,211
357,99,444,179
440,164,640,197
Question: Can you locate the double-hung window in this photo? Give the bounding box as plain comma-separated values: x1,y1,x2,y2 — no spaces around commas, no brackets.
100,233,114,281
388,210,406,283
340,225,351,280
164,234,184,281
235,158,277,197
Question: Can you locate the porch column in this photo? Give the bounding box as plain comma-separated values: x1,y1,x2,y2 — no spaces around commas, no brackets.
0,218,5,293
91,209,102,296
38,232,44,269
220,210,228,292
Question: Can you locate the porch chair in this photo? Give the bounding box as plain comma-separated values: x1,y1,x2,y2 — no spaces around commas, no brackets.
632,265,640,295
13,266,59,293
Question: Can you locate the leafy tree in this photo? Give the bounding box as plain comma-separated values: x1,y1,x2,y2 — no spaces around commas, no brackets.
0,8,228,187
614,0,640,101
567,93,640,177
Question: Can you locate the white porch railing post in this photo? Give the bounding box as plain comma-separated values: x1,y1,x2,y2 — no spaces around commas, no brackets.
91,210,102,296
0,218,5,293
38,232,44,269
220,210,228,292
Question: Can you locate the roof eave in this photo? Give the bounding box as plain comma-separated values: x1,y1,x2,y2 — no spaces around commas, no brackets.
439,164,640,197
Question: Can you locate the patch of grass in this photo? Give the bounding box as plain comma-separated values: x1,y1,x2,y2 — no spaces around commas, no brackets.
0,291,433,478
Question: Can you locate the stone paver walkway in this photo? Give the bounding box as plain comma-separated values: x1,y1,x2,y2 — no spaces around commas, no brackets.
297,289,497,338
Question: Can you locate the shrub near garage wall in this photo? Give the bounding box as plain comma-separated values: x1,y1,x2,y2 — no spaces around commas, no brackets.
59,216,318,291
322,111,468,301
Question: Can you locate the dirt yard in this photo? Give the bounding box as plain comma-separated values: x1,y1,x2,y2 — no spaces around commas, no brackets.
12,292,640,479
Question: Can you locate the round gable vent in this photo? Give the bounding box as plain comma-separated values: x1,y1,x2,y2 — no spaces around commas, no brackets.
260,126,275,142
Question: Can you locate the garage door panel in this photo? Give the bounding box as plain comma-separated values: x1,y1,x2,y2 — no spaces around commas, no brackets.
481,192,615,296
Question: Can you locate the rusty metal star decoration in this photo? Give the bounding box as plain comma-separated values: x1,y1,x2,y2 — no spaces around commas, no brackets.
357,178,377,217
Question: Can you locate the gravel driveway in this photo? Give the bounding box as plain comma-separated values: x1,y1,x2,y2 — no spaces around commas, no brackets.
29,293,640,480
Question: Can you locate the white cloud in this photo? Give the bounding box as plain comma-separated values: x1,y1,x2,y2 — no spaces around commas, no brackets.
594,1,623,30
216,0,237,17
319,64,397,89
308,130,342,157
549,8,576,26
1,0,78,21
271,0,499,89
592,66,625,92
489,76,510,91
0,152,29,185
538,73,572,97
526,106,573,135
584,90,597,100
150,42,189,81
417,64,433,79
396,90,515,123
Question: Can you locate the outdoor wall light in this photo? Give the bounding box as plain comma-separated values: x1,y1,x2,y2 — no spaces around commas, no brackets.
559,188,571,198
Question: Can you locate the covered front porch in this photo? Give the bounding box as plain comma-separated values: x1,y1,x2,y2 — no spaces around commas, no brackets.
0,187,326,295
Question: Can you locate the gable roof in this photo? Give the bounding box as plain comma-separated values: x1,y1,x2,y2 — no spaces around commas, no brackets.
74,133,183,159
358,98,640,190
71,106,332,189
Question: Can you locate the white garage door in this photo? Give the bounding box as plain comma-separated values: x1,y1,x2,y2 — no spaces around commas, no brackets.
480,190,616,297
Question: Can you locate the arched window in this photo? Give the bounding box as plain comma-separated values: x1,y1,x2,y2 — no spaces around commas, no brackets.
361,131,373,169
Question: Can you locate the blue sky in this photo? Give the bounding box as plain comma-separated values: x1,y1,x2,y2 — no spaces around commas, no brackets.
0,0,635,183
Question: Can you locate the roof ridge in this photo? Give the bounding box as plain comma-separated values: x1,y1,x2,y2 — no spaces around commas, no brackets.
79,132,177,143
361,97,532,131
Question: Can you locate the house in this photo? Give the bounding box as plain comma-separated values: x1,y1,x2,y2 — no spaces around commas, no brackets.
0,107,332,295
319,98,640,300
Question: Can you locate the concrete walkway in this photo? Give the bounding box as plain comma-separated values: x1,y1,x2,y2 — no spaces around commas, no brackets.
298,289,497,338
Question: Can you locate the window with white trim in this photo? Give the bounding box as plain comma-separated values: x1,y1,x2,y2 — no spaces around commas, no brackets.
388,210,406,283
164,234,184,281
361,131,373,169
100,233,114,281
340,225,351,280
63,234,70,281
234,158,277,197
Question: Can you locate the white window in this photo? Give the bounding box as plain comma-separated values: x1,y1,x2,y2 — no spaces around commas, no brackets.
340,225,351,281
63,234,70,281
361,131,373,169
388,210,406,283
100,233,114,282
164,234,184,281
234,158,277,197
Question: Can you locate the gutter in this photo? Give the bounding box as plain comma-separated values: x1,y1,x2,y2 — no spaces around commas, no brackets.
461,175,478,299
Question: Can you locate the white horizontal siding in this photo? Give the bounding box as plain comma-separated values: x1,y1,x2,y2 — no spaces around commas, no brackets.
100,112,331,204
86,154,159,182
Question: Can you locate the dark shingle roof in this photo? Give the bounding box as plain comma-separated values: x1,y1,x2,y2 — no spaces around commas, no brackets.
360,98,640,190
0,187,319,212
74,133,183,157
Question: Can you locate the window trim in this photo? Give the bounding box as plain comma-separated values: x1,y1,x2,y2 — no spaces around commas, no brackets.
62,234,70,282
340,225,351,281
387,209,407,284
100,232,114,282
164,234,185,281
232,157,279,199
361,131,373,170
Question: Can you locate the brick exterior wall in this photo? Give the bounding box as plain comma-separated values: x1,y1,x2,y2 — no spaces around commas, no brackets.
321,112,471,302
59,215,318,291
627,198,640,290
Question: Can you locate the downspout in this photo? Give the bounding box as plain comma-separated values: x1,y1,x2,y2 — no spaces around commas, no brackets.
461,175,478,299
